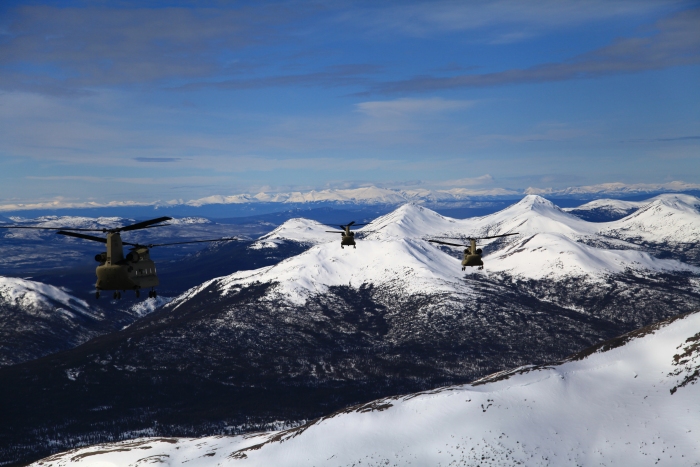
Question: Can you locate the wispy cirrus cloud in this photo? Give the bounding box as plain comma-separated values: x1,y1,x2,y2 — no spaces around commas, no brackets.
356,97,475,118
369,7,700,93
176,64,381,91
0,3,304,93
133,157,183,163
624,135,700,143
345,0,680,37
435,174,495,187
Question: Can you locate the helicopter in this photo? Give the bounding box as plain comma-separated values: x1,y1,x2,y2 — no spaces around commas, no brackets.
325,221,370,249
429,233,519,270
0,216,237,299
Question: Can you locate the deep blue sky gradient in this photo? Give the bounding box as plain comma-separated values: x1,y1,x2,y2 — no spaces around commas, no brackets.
0,0,698,204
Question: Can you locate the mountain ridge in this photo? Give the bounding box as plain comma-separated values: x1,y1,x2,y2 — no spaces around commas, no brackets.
32,308,700,466
2,194,700,465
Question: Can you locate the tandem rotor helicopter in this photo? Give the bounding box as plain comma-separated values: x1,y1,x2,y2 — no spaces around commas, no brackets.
325,221,371,249
0,216,237,299
429,233,519,270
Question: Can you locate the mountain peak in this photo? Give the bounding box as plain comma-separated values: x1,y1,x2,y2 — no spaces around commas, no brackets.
252,218,331,248
363,203,459,240
650,193,700,212
515,194,559,210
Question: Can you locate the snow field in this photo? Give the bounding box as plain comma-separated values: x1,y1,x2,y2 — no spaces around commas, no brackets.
0,276,94,317
35,311,700,466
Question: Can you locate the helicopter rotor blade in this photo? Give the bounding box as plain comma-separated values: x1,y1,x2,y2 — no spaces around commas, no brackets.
0,226,105,231
428,239,467,247
325,222,369,229
145,237,239,248
56,231,107,243
326,230,344,233
476,232,519,240
116,216,172,233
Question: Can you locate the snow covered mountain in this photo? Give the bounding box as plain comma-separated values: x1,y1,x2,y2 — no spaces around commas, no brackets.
3,195,700,466
185,186,519,207
34,309,700,467
599,193,700,244
0,276,135,366
245,196,699,282
250,218,334,248
485,232,697,280
564,198,645,221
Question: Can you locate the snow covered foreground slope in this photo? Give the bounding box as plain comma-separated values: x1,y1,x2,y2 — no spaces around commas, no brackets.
36,309,700,467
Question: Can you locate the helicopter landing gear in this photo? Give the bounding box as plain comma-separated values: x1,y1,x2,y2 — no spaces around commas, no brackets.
148,290,157,299
113,291,122,300
462,267,466,271
135,289,140,298
478,266,484,270
353,245,356,249
341,245,344,249
95,291,100,299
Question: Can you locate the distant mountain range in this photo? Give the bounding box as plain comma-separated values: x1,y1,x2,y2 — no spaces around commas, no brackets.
34,308,700,466
2,181,700,216
2,193,700,465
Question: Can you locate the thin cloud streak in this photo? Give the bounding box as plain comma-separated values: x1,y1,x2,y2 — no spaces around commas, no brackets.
134,157,183,163
176,64,381,91
0,3,302,92
344,0,679,37
369,7,700,94
356,98,475,118
624,135,700,143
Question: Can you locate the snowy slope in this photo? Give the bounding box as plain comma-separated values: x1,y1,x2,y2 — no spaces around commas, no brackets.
35,310,700,467
255,197,591,245
484,232,698,280
0,277,105,366
250,218,333,248
231,197,699,296
363,203,470,239
0,276,93,316
564,198,645,221
173,237,470,306
467,194,595,239
600,194,700,244
565,198,646,213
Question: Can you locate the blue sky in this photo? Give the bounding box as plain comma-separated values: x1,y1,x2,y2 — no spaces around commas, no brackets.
0,0,699,205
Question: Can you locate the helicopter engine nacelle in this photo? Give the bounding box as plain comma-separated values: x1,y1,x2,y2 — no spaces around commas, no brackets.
126,251,140,263
95,252,107,263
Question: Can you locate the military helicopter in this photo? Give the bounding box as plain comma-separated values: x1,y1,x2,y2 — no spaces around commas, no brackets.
0,216,237,299
325,221,370,248
429,233,519,270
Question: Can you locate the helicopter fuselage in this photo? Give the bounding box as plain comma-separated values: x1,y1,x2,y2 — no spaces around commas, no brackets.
95,234,159,292
340,230,356,248
461,239,484,269
341,233,356,247
95,260,159,291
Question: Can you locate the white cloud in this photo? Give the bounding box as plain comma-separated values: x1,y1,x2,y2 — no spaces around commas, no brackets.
356,98,475,118
345,0,682,40
435,174,495,187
